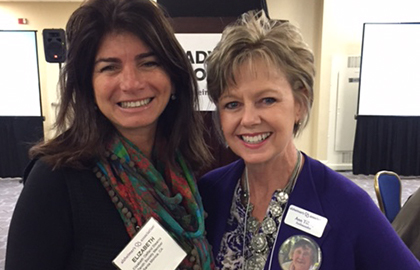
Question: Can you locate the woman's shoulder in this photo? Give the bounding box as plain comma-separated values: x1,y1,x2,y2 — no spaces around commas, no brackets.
302,154,393,238
23,158,64,184
23,158,93,187
302,154,377,219
199,159,244,188
304,154,367,197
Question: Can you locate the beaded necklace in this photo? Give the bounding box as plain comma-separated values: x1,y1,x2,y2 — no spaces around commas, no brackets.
241,150,302,270
94,135,213,269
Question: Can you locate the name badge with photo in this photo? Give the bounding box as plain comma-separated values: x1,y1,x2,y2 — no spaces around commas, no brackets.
279,235,322,270
113,217,187,270
284,205,328,238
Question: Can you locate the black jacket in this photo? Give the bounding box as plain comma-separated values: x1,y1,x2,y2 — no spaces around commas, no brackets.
6,159,130,269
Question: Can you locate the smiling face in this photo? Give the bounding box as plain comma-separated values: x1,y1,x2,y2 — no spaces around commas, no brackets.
217,60,303,166
291,246,314,270
92,32,173,147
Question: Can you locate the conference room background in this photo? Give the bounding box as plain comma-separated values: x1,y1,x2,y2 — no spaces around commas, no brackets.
1,0,420,177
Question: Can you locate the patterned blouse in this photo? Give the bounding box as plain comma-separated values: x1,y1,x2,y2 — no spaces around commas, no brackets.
215,179,284,270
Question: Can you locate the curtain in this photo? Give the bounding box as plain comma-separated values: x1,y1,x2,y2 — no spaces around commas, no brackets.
0,117,44,178
353,116,420,176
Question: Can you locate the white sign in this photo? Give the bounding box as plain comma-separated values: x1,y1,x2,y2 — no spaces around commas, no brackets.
113,217,186,270
284,205,328,238
175,33,222,111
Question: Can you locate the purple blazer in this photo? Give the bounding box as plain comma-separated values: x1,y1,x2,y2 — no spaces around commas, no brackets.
199,153,420,270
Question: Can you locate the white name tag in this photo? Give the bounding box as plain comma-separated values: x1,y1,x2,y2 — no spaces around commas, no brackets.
113,217,187,270
284,205,328,238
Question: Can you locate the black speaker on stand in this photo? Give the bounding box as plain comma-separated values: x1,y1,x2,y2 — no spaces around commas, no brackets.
42,29,66,65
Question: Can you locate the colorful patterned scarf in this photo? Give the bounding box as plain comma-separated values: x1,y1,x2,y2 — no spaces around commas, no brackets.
96,135,214,269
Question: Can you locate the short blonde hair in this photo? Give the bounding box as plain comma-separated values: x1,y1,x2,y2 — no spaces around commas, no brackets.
206,10,315,136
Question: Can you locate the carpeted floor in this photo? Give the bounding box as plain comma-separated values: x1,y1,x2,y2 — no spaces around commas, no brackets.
0,178,23,270
1,173,419,269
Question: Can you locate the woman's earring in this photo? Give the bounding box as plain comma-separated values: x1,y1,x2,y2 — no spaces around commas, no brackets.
171,93,176,100
294,120,302,130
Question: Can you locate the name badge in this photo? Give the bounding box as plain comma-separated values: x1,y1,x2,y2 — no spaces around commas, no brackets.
113,217,187,270
284,205,328,238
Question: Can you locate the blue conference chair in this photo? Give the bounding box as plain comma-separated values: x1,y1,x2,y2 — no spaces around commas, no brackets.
374,170,402,223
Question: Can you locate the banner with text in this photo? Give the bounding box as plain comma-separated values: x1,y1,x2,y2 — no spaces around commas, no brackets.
175,33,222,111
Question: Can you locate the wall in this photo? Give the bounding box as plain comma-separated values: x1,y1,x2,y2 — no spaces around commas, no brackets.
0,2,81,139
0,1,321,156
320,0,420,167
266,0,323,157
14,0,418,166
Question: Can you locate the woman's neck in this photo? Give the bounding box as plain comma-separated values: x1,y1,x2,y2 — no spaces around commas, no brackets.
120,129,156,160
246,148,299,193
243,146,303,221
